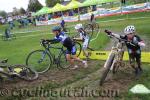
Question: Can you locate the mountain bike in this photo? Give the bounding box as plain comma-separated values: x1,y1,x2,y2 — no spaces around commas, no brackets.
0,59,38,81
26,39,82,74
99,31,136,86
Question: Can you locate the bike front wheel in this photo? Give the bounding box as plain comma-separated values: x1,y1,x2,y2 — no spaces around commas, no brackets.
75,41,82,57
99,53,115,86
26,50,52,74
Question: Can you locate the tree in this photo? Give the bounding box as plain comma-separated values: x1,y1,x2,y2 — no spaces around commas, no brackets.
13,7,19,16
27,0,43,12
0,11,7,18
19,8,26,14
45,0,60,7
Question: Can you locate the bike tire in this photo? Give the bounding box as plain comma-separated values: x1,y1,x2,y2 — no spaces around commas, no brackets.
1,36,7,41
112,51,124,74
11,34,16,39
93,23,100,34
75,41,82,57
99,53,115,86
26,50,52,74
84,24,93,39
12,65,38,81
57,51,70,69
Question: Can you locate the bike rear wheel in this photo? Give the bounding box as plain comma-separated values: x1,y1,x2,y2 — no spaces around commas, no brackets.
11,34,16,39
75,41,82,57
57,52,70,69
26,50,52,74
100,53,115,86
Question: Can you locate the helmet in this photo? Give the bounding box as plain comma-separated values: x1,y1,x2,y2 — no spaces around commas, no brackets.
124,25,135,35
75,24,83,30
52,26,61,31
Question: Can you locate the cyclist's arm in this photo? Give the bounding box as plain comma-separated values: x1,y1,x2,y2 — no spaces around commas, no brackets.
135,36,146,47
73,33,83,41
46,37,62,44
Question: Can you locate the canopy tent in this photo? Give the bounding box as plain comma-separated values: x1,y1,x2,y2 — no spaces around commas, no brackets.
50,3,67,13
65,0,83,10
82,0,120,7
33,7,52,16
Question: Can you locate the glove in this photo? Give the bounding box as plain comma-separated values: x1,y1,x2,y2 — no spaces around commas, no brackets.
138,42,145,47
104,30,112,35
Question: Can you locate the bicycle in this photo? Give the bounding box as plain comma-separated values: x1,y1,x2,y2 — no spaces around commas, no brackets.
84,22,100,39
0,59,38,81
26,39,82,74
1,34,16,41
99,30,136,86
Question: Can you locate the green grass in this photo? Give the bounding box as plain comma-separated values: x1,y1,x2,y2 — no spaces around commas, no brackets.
0,11,150,100
115,63,150,100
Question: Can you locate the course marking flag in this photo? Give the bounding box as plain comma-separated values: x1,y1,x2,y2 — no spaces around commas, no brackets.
78,51,150,63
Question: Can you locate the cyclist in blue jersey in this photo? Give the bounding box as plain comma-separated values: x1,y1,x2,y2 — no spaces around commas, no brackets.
42,26,87,69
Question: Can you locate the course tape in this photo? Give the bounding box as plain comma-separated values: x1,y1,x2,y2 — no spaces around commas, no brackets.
79,51,150,63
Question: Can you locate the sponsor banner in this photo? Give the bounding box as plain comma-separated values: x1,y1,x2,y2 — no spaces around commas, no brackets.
36,20,48,26
80,13,91,21
36,2,150,26
48,18,61,25
79,51,150,63
63,16,79,22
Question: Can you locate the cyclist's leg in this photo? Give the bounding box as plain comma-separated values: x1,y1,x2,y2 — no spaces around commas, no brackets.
82,39,89,59
135,52,142,71
66,50,74,66
71,46,88,67
129,53,136,70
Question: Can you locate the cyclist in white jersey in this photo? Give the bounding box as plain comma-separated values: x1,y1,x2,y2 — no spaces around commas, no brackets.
74,24,90,60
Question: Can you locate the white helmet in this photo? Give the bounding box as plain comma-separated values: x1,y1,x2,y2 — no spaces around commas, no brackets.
75,24,83,30
124,25,136,35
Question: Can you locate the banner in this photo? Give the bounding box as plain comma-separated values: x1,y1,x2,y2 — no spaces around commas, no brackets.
36,2,150,26
79,51,150,63
48,18,61,25
63,16,79,22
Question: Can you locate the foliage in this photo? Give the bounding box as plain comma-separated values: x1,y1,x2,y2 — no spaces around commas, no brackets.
45,0,61,7
27,0,43,12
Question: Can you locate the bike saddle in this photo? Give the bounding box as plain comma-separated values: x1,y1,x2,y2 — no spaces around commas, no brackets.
0,59,8,63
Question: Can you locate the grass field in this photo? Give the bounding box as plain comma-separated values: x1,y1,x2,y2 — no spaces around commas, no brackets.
0,11,150,100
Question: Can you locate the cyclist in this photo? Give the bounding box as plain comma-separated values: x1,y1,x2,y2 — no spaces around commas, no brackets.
74,24,90,60
42,26,87,69
90,13,96,24
60,19,66,32
4,28,11,39
105,25,145,76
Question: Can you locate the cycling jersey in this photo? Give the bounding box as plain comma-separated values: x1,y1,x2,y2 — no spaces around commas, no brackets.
79,30,89,41
79,30,89,50
49,32,76,55
120,35,142,54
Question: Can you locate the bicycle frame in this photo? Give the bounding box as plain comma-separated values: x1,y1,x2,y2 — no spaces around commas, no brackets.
41,43,66,64
104,38,125,70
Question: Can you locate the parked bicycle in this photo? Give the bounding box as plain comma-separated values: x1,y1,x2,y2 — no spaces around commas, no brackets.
26,39,82,74
0,59,38,81
1,28,16,41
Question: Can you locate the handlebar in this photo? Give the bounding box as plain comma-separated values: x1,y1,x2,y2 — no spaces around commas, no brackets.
104,30,136,46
